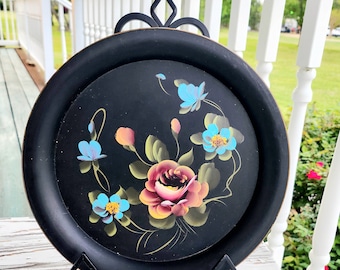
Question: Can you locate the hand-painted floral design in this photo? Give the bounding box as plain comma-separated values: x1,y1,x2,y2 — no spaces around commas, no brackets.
139,160,209,219
92,193,130,224
190,113,244,161
115,127,135,147
77,140,107,161
76,73,246,255
178,82,208,113
202,123,237,155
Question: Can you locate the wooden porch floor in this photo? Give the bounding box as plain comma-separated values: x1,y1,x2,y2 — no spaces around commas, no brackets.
0,48,278,269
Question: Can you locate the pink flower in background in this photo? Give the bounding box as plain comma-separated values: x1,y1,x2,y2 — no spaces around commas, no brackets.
324,266,329,270
307,169,322,180
316,161,324,167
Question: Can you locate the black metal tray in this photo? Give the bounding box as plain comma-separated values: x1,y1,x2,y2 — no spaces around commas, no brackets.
23,28,288,269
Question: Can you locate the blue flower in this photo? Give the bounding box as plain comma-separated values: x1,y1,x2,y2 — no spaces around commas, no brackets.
92,193,130,224
77,140,107,161
178,82,208,112
202,123,237,155
156,73,166,80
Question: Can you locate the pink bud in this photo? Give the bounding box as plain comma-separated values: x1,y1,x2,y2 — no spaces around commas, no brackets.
171,118,181,134
115,127,135,146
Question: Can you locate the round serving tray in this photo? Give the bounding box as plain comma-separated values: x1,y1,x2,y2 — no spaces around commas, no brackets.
23,28,288,269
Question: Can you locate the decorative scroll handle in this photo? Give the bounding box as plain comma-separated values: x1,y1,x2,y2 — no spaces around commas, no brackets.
114,0,210,37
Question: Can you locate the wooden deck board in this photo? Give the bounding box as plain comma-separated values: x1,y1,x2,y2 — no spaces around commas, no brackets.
0,48,36,217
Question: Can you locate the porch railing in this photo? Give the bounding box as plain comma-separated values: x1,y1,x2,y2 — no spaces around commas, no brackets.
3,0,339,269
0,0,18,46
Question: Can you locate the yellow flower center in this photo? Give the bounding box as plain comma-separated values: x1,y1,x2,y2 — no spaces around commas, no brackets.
105,202,120,215
211,134,227,147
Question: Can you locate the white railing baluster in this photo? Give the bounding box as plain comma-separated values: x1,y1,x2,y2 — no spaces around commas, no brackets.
270,0,334,267
121,0,131,30
259,1,287,260
112,1,122,32
3,0,10,40
93,0,100,41
255,0,286,88
227,0,251,58
140,0,152,28
58,3,67,64
307,133,340,270
88,0,95,44
171,0,182,21
182,0,200,34
130,0,141,30
155,0,166,25
9,0,17,40
105,0,114,37
204,0,223,42
99,2,106,39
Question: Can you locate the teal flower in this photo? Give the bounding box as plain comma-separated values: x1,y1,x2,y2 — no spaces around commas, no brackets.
77,140,107,161
203,123,237,155
92,193,130,224
178,82,208,113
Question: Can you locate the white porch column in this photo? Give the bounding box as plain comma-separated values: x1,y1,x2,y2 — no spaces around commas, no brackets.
255,0,286,87
267,0,334,267
227,0,251,58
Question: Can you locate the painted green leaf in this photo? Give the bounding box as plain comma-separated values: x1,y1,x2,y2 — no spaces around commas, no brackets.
88,190,101,204
190,133,203,145
174,79,188,87
183,207,210,227
198,163,221,190
104,222,117,237
119,214,131,227
204,113,216,128
79,161,91,173
205,151,217,161
145,135,157,162
213,115,229,129
178,148,194,166
149,215,176,229
179,107,191,114
231,128,245,143
116,186,128,200
129,160,149,179
219,150,232,161
125,187,141,205
153,140,169,162
89,211,101,224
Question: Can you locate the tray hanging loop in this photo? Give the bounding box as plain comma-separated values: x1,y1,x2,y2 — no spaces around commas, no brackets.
114,0,210,37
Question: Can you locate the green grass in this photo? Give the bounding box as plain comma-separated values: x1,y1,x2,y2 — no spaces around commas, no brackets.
219,28,340,113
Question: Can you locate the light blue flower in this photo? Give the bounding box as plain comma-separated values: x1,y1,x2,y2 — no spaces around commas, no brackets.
178,82,208,112
156,73,166,80
202,123,237,155
77,140,107,161
92,193,130,224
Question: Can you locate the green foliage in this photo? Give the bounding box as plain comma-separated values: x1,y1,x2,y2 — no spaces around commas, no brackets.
283,107,340,269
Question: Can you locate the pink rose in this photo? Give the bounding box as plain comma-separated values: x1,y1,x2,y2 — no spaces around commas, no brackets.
139,160,209,219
